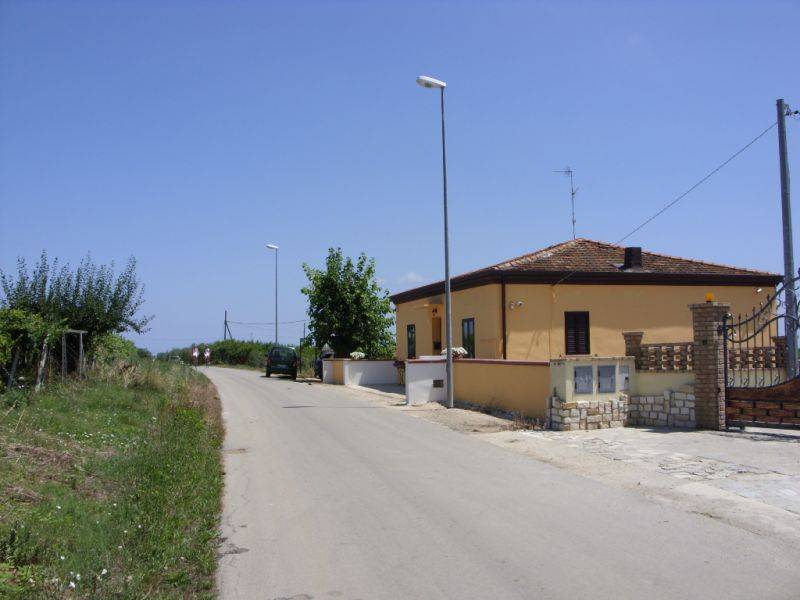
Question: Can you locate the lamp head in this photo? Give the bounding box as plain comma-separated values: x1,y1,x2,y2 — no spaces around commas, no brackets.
266,244,279,250
416,75,446,90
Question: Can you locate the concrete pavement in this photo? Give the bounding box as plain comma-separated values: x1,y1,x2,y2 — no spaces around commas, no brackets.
205,367,800,600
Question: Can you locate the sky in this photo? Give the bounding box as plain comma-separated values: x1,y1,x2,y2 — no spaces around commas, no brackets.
2,0,800,352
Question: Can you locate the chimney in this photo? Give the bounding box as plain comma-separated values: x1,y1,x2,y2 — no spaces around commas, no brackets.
624,247,642,270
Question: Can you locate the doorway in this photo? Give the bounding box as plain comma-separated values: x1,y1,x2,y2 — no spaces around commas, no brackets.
432,317,442,353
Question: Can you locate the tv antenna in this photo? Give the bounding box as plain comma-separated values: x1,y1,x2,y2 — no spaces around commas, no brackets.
554,166,578,239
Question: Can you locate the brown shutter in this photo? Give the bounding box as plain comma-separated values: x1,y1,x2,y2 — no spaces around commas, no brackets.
565,312,590,355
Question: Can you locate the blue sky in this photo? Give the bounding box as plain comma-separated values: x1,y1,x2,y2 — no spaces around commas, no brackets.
2,1,799,351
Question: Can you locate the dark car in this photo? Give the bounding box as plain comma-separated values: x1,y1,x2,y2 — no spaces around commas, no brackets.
266,346,298,379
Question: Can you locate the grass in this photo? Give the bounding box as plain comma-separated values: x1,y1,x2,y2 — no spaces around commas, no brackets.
0,361,223,598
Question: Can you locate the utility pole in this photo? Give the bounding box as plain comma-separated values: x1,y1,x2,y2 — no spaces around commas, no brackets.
267,244,279,345
554,167,578,239
777,99,797,377
224,310,228,340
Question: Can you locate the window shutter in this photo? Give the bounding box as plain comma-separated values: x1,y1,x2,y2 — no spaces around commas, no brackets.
565,312,590,355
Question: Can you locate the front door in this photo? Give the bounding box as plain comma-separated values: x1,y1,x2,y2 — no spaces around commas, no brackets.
431,317,442,353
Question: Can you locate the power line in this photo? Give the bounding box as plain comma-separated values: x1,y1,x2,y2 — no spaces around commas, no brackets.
615,121,778,246
552,120,778,288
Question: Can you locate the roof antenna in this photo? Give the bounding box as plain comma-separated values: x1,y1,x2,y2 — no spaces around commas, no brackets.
554,166,578,239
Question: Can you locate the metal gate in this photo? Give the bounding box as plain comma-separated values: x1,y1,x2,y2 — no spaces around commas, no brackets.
723,279,800,428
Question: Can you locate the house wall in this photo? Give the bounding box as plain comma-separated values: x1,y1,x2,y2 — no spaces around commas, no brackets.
504,283,768,361
395,282,769,362
453,359,550,419
395,284,502,360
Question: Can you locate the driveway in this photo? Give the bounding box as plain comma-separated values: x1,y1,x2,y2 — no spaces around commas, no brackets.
205,367,800,600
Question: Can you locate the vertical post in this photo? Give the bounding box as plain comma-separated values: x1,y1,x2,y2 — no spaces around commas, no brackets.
501,277,507,359
777,99,797,378
690,302,730,430
302,321,306,373
440,86,454,409
224,310,228,340
61,333,67,382
275,248,279,345
78,332,84,379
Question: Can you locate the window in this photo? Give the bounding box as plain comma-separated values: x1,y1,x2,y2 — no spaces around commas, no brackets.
565,311,590,355
461,318,475,358
407,324,416,359
598,365,616,393
574,366,593,394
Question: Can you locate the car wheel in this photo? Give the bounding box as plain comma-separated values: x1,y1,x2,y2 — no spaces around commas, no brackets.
265,369,271,378
291,371,297,380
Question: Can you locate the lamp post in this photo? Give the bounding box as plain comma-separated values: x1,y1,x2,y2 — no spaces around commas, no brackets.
267,244,279,344
416,74,453,409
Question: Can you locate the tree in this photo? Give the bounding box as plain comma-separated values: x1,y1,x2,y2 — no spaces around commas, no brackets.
302,249,395,358
0,252,152,352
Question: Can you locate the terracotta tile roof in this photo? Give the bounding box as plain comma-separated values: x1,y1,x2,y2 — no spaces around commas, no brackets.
487,238,775,276
390,238,781,304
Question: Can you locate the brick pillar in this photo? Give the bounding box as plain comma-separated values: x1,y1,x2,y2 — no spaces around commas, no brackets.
690,302,730,430
622,331,644,359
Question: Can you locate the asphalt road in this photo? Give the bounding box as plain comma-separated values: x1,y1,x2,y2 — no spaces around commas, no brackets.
205,367,800,600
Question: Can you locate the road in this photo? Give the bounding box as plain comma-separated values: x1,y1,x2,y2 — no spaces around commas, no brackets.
205,367,800,600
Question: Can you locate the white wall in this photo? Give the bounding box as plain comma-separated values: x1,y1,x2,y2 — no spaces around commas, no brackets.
405,360,447,406
344,361,398,386
322,360,334,384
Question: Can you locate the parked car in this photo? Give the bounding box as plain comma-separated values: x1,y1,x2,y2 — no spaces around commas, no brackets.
266,346,298,379
315,350,335,380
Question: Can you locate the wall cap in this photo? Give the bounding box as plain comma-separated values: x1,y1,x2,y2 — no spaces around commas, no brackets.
688,302,731,309
454,358,549,366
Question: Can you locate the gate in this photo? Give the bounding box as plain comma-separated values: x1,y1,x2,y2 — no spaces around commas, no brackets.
723,280,800,428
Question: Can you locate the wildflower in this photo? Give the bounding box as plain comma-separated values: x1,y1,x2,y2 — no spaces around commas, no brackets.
126,575,133,582
56,505,62,510
123,529,128,534
69,581,76,589
101,568,108,576
60,555,65,561
112,503,117,507
76,574,81,580
118,545,123,550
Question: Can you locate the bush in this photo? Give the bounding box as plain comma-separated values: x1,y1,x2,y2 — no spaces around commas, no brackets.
93,334,139,365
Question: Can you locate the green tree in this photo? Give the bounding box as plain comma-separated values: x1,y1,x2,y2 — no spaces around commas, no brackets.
0,252,152,352
302,248,395,358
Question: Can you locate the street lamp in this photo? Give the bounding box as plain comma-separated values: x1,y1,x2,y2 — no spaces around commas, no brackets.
267,244,279,344
416,74,453,409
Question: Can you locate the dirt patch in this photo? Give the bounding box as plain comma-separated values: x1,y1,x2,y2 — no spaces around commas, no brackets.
5,484,43,503
5,441,76,467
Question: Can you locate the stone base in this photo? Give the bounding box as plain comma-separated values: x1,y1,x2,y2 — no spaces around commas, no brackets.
628,390,695,428
549,396,627,431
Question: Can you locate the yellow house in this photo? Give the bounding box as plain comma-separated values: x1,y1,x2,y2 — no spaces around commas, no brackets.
392,239,781,362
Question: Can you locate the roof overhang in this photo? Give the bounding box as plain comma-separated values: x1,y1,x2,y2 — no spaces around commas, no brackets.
390,270,783,305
